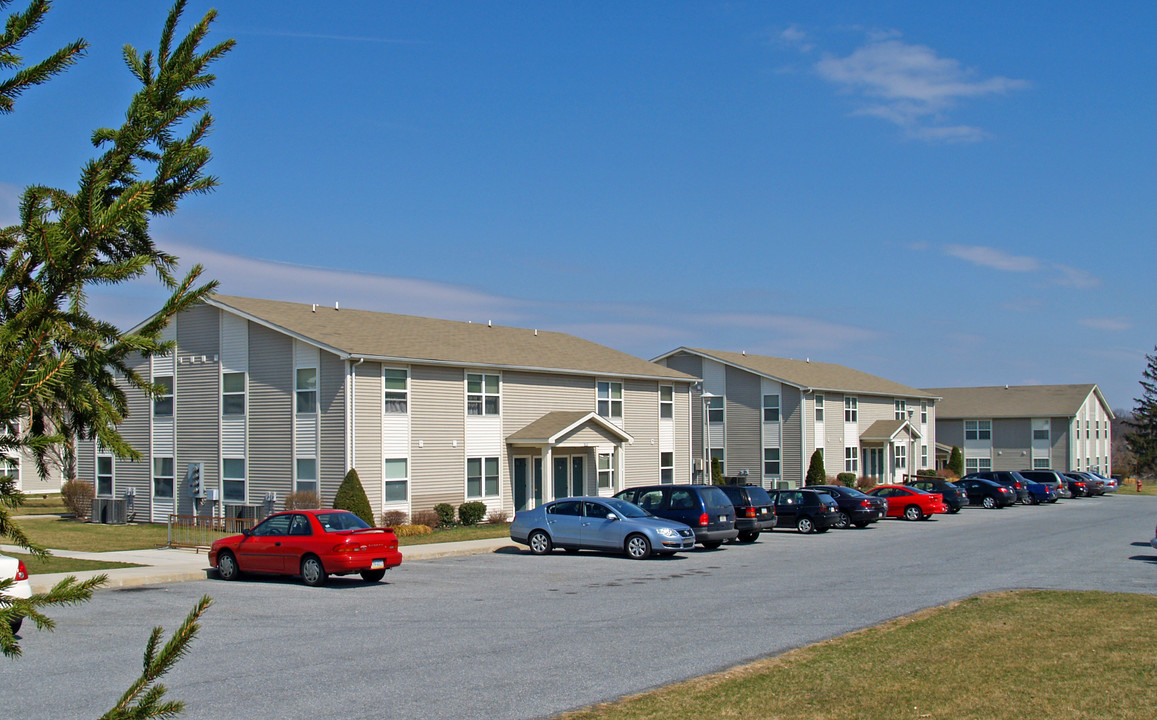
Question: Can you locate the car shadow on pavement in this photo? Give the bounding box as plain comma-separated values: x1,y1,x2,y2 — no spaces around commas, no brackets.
208,570,399,590
1127,554,1157,565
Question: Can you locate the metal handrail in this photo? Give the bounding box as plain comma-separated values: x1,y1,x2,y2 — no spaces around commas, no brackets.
167,514,255,549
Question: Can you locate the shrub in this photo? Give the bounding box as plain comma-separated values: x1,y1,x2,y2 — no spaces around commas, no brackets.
381,510,408,527
411,509,440,529
392,523,433,538
61,480,94,520
855,476,878,492
805,450,826,486
486,508,509,524
916,468,937,478
947,446,964,478
433,503,456,527
333,468,375,526
711,457,724,485
458,501,487,526
284,491,320,510
936,467,959,480
836,472,857,486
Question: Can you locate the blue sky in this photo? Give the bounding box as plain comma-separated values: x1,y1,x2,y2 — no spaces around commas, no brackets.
2,1,1153,410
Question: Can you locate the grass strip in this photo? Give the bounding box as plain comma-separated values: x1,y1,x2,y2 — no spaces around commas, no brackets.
8,551,141,575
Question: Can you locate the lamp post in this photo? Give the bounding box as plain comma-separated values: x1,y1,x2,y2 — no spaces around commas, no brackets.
700,392,720,483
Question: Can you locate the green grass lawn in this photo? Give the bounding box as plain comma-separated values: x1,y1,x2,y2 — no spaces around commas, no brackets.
397,523,511,546
15,495,69,515
561,590,1157,720
8,551,140,575
17,517,171,552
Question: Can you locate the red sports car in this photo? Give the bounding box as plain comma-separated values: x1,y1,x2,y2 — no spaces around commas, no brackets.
209,509,402,586
867,484,947,521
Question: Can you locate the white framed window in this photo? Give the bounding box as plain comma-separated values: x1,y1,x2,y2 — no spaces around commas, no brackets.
763,394,780,422
921,444,928,468
710,448,725,475
597,453,614,489
1033,458,1050,469
1095,421,1100,439
894,399,907,420
295,458,317,495
845,446,858,473
815,394,824,422
222,458,246,502
296,368,317,413
763,448,781,476
1,457,19,487
597,381,622,419
659,385,673,419
920,402,928,424
707,396,724,423
468,373,500,416
384,368,408,414
965,420,991,441
660,452,674,484
154,376,174,416
894,444,907,470
1033,427,1049,441
844,397,858,422
96,454,114,496
384,458,408,503
222,372,245,415
965,457,992,474
152,457,174,499
467,457,500,498
1085,420,1090,439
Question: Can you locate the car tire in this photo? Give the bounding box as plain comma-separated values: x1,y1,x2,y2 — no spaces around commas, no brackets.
835,511,851,529
853,521,870,528
528,530,553,555
360,569,386,583
947,506,961,514
903,505,923,521
1026,494,1038,506
982,496,997,509
797,517,815,534
215,550,240,581
737,531,759,543
301,555,328,587
701,540,723,550
625,534,652,560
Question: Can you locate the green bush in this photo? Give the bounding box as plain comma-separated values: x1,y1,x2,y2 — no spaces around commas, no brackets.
333,468,375,526
458,501,487,526
948,446,964,478
916,468,937,478
434,503,456,527
392,523,433,537
805,450,826,486
836,472,857,486
711,457,724,485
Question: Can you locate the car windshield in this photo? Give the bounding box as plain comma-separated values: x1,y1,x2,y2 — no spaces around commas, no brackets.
316,512,372,532
604,498,650,518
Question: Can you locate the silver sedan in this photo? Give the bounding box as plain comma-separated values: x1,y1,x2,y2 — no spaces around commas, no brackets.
510,497,695,559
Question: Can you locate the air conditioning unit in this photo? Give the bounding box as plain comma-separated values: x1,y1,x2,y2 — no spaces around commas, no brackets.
91,498,128,524
224,504,264,520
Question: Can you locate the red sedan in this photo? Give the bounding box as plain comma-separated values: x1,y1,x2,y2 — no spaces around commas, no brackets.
867,484,947,521
209,509,402,586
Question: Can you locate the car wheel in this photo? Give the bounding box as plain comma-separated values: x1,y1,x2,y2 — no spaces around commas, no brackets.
1026,494,1038,506
359,569,386,583
701,540,723,550
625,534,652,560
835,511,851,529
947,506,961,514
301,555,328,587
215,550,240,581
982,496,997,509
903,505,922,521
853,521,870,528
797,517,815,534
737,531,759,543
528,530,553,555
8,616,22,635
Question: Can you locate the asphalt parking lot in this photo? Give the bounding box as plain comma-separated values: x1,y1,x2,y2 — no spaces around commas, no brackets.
8,494,1157,720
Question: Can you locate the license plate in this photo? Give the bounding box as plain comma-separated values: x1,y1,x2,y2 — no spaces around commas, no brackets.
371,559,384,569
719,515,727,522
759,508,768,515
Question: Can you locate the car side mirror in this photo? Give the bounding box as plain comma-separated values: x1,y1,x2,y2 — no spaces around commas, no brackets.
242,528,252,537
606,513,618,521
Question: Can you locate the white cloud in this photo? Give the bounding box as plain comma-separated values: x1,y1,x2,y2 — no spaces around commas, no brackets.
689,312,880,352
1079,317,1130,332
774,24,815,53
943,244,1040,272
1052,263,1101,289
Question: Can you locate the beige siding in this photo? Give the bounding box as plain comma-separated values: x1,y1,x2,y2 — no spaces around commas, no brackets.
248,323,293,505
673,383,692,483
782,385,802,484
662,353,703,463
319,351,348,507
623,379,660,486
858,395,894,428
724,365,761,478
174,304,219,516
1051,418,1070,469
353,360,384,510
411,364,465,510
502,371,591,436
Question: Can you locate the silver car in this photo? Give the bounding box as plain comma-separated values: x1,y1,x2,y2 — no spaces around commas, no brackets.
510,497,695,559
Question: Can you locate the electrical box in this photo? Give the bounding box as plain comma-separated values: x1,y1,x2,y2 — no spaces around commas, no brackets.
185,462,204,499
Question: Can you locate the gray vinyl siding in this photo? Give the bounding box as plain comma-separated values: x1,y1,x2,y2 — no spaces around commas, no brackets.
318,351,348,507
1051,418,1070,469
938,420,964,451
724,365,761,478
624,379,660,485
118,353,152,513
352,361,383,509
991,419,1030,471
502,371,591,435
410,364,465,510
824,393,844,463
782,385,802,484
248,323,293,505
662,353,703,463
174,304,219,516
673,383,691,484
858,395,894,428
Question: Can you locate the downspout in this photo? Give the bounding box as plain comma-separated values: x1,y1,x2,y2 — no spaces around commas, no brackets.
801,387,810,488
347,357,365,474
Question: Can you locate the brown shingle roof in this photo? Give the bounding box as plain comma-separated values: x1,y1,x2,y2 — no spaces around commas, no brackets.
206,295,694,381
506,411,632,444
663,347,935,399
921,384,1112,420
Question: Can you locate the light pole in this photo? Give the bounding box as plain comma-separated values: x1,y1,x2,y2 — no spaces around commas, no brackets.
700,392,720,483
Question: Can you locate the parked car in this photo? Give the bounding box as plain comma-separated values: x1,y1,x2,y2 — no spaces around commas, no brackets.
717,484,777,542
1065,472,1106,496
1091,471,1118,493
867,484,947,520
1017,469,1069,500
765,488,841,533
511,497,695,559
1018,476,1060,504
955,476,1016,509
808,485,887,528
1,552,32,634
210,509,403,587
614,484,738,548
909,478,968,513
962,470,1030,503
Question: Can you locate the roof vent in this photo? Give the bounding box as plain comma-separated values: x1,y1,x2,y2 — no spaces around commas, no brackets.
806,357,810,363
1004,384,1009,389
488,320,492,327
335,302,340,311
741,350,746,355
534,329,538,336
311,304,316,313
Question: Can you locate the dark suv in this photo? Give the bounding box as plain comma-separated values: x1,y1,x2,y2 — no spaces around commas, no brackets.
766,488,840,534
909,478,968,513
964,470,1031,503
614,485,738,548
808,485,887,528
717,484,776,542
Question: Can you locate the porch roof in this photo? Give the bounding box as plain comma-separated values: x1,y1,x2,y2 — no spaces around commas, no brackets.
506,411,633,446
859,419,922,443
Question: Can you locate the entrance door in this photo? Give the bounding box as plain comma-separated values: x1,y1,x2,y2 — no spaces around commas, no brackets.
514,458,529,513
571,456,584,497
554,457,569,500
865,448,884,480
533,458,543,505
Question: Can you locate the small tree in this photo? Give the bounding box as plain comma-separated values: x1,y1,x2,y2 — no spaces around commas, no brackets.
711,457,724,485
805,449,826,486
947,446,964,478
333,468,374,526
1125,348,1157,478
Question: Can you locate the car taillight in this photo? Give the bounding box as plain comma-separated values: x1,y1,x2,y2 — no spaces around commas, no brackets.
860,500,872,508
15,560,28,582
699,512,709,526
334,543,369,553
743,507,757,518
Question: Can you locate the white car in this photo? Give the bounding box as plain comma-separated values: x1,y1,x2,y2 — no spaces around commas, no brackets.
1,552,32,634
1151,522,1157,552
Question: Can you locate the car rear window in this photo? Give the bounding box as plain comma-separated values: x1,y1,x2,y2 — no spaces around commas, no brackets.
316,512,371,532
701,487,734,510
744,487,772,504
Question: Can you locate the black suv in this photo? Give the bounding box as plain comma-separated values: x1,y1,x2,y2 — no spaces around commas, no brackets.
717,484,776,542
614,485,738,548
808,485,887,528
964,470,1031,503
766,488,840,534
909,478,968,513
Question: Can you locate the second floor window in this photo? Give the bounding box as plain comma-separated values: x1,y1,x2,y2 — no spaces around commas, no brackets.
965,420,991,441
222,372,245,415
894,399,907,420
467,373,500,416
384,368,408,414
763,394,780,422
844,397,858,423
707,396,724,423
659,385,673,419
296,368,317,413
815,394,824,422
154,376,174,416
920,402,928,424
597,381,623,419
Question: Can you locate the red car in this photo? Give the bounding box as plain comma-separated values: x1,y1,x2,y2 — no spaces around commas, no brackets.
209,509,402,586
867,484,947,521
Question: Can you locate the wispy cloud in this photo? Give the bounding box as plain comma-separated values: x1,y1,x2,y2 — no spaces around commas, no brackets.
1053,263,1100,289
689,312,880,352
1079,317,1131,332
780,29,1028,142
943,244,1102,288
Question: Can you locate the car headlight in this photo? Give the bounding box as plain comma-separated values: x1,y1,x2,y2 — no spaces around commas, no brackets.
657,527,680,538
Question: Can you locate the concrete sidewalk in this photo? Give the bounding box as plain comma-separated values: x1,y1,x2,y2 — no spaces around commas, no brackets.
4,536,519,593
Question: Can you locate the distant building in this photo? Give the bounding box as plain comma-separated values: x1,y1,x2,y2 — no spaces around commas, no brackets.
922,384,1113,475
653,348,938,487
